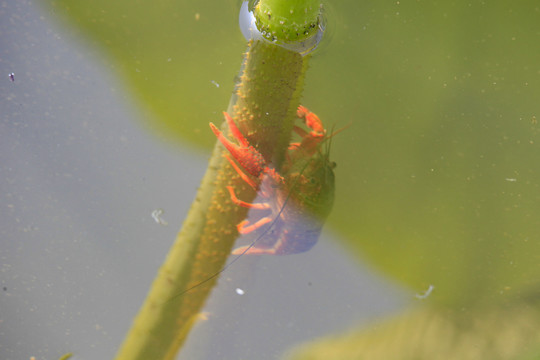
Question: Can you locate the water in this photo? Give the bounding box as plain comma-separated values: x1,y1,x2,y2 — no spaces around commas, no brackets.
2,0,539,359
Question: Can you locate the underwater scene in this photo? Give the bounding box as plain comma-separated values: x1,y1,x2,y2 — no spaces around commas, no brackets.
2,0,540,359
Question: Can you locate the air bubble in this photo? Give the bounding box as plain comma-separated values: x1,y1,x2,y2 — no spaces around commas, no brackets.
239,1,325,56
235,288,245,295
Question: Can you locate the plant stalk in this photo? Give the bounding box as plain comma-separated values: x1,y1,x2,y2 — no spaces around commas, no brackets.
114,0,321,358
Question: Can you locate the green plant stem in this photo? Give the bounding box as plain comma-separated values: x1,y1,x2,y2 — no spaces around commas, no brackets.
114,39,310,359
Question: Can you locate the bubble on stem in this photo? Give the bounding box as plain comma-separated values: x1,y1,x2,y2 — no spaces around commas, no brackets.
239,1,325,56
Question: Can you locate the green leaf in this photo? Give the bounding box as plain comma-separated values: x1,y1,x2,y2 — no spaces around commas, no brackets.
286,304,540,360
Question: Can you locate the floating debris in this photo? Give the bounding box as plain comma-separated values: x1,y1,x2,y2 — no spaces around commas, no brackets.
151,209,168,225
415,284,434,300
58,353,74,360
8,73,14,82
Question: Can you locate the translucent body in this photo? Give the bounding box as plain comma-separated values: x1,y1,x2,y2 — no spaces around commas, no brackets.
210,106,335,255
232,157,334,255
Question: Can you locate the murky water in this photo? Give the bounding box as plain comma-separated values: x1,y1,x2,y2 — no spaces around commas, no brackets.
2,1,539,359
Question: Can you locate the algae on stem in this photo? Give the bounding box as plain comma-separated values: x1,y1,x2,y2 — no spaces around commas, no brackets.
115,1,323,359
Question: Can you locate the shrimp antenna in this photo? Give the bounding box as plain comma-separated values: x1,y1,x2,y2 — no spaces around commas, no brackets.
168,111,345,301
168,140,323,301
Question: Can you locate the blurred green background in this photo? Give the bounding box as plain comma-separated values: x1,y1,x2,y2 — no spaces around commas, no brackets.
46,0,540,356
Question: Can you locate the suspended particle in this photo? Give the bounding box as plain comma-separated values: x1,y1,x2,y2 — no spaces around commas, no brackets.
235,288,245,295
151,209,168,226
415,284,434,300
